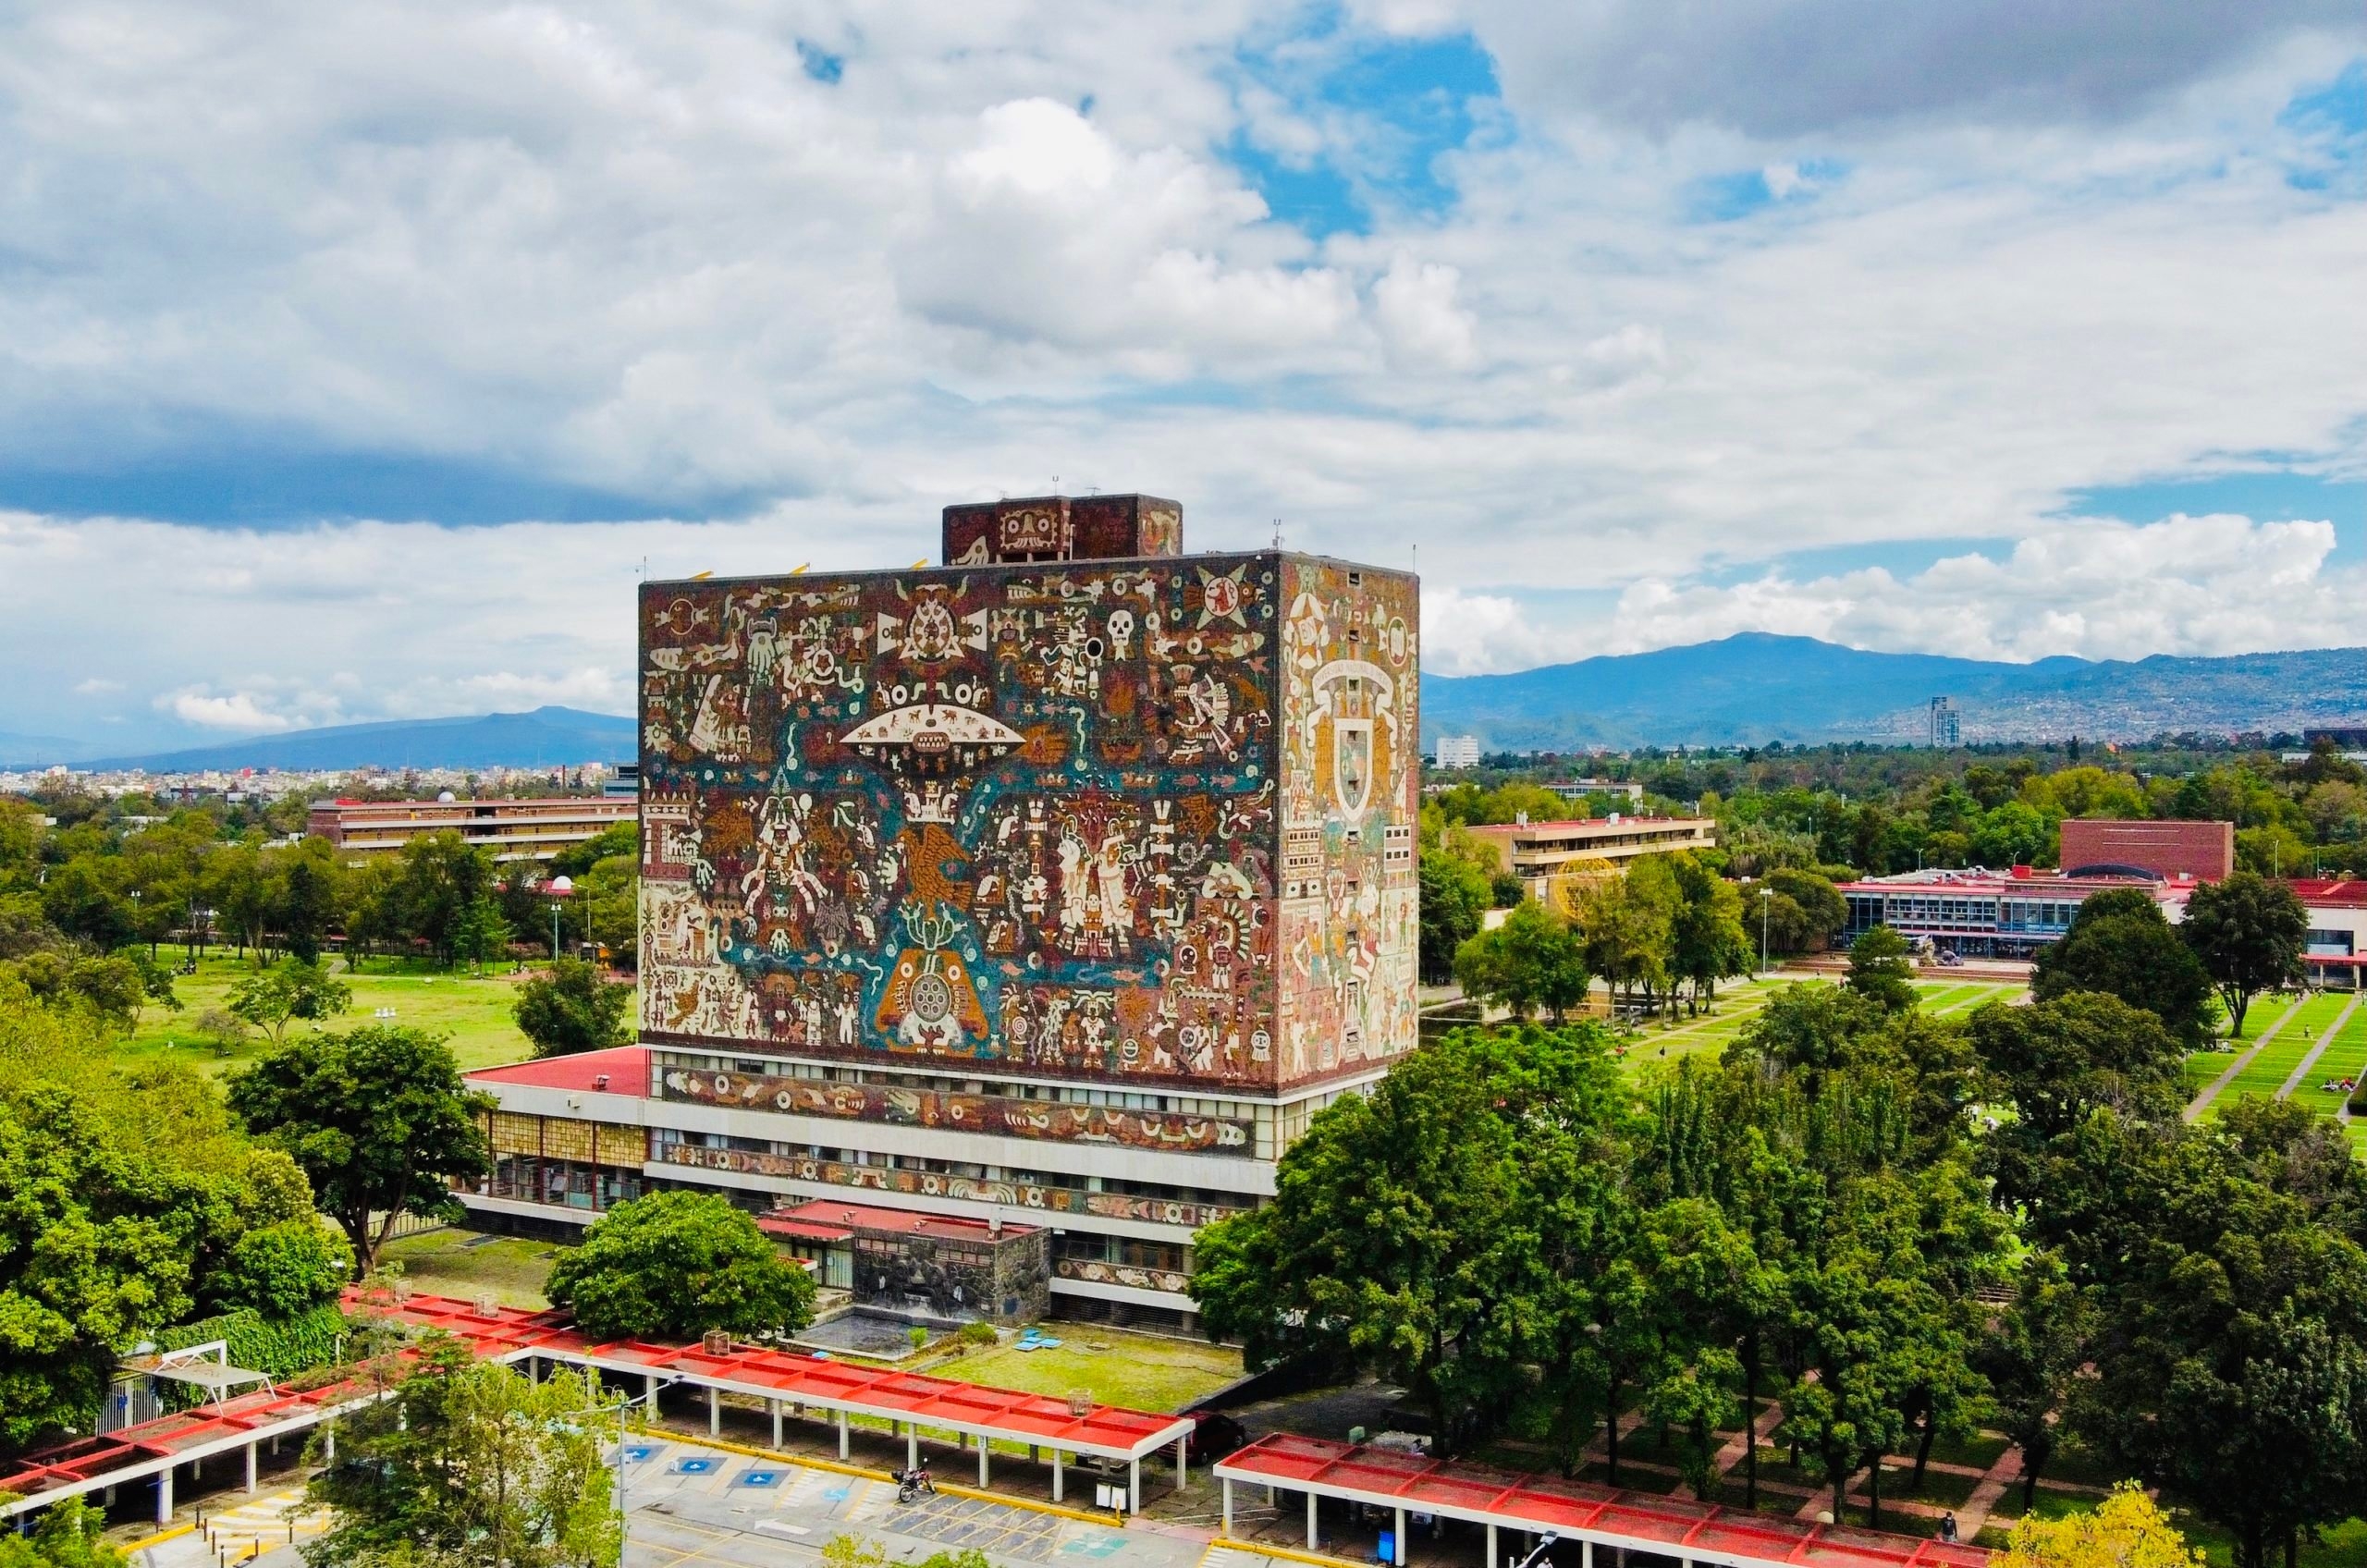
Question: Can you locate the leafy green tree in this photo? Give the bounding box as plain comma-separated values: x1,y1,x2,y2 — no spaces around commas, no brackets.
276,844,343,965
550,820,637,878
216,1219,355,1318
513,957,636,1058
1973,993,2186,1147
454,894,512,976
1418,850,1490,984
545,1191,816,1342
0,1496,127,1568
303,1339,620,1568
1453,900,1592,1023
575,856,639,967
1576,865,1677,1012
1974,1251,2094,1510
1666,853,1751,1011
1765,868,1847,950
227,1026,493,1272
394,831,496,969
2031,888,2214,1045
1844,925,1916,1011
228,958,353,1044
0,951,150,1031
37,859,132,952
2181,871,2307,1037
1726,982,1889,1086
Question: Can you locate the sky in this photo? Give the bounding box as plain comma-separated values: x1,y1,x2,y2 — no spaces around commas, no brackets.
0,0,2362,749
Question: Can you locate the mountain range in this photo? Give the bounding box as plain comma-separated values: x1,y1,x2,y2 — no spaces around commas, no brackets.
1420,634,2367,751
1,706,636,773
6,638,2363,770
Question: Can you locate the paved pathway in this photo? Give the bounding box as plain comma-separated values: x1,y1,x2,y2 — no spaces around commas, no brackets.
2186,994,2308,1121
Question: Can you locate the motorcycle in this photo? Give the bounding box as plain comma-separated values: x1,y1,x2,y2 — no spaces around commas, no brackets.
894,1461,936,1504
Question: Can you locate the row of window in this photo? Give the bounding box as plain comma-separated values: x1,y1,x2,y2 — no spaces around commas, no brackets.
652,1049,1266,1123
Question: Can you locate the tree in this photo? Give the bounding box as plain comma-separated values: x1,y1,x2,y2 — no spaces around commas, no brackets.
574,855,639,968
454,894,512,976
276,845,342,965
2001,1484,2201,1568
1418,850,1490,985
2181,871,2307,1037
513,957,635,1058
394,831,496,969
550,820,637,879
1845,925,1916,1011
0,1496,127,1568
2031,888,2214,1045
227,1026,493,1273
1452,900,1591,1023
1665,854,1751,1011
1975,1253,2094,1511
303,1340,620,1568
1765,868,1846,951
216,1219,355,1318
545,1191,816,1342
227,958,354,1044
1576,867,1676,1013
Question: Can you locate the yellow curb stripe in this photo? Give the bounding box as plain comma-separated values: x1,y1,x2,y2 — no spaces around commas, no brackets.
125,1523,196,1550
1213,1537,1370,1568
662,1430,1124,1527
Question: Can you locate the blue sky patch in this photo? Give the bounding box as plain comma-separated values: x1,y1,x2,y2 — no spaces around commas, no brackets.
796,41,844,85
2066,471,2363,564
2277,59,2364,194
1222,12,1502,239
1685,158,1848,223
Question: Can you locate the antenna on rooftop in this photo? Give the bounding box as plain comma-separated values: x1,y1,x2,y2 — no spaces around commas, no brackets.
1272,518,1283,550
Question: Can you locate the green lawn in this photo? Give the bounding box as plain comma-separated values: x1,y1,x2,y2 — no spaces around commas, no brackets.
2201,993,2350,1119
119,950,558,1073
377,1228,560,1309
940,1326,1242,1414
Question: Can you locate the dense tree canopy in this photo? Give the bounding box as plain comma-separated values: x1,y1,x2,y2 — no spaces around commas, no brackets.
2031,888,2214,1045
513,957,636,1058
227,1026,493,1272
2180,871,2308,1037
545,1191,816,1343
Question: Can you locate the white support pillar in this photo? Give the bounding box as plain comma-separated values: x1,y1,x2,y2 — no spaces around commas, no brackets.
1051,1451,1063,1503
324,1421,337,1462
644,1373,659,1406
1129,1457,1140,1515
1582,1538,1594,1568
707,1386,720,1437
1393,1506,1407,1565
246,1441,259,1495
1222,1476,1234,1535
838,1410,850,1461
1306,1488,1318,1550
1488,1523,1498,1568
104,1487,117,1507
907,1428,919,1471
1175,1434,1188,1490
770,1399,783,1448
978,1439,989,1487
155,1467,173,1528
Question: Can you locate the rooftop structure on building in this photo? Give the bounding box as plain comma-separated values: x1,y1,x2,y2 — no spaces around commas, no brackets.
1543,778,1644,803
456,494,1420,1331
307,794,634,863
1462,814,1716,903
2058,817,2233,882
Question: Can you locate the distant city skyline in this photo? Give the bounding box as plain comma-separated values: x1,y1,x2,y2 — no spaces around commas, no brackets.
0,4,2360,749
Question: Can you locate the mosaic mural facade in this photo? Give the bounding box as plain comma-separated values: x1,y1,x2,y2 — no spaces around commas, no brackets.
654,1144,1248,1229
638,527,1419,1136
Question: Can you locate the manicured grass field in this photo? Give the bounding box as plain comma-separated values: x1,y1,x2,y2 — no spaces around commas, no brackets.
377,1228,561,1309
1608,974,2028,1080
2201,992,2350,1120
940,1326,1243,1414
117,950,563,1073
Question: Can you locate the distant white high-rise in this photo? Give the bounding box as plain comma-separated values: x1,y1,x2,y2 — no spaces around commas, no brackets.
1929,697,1960,748
1435,735,1483,768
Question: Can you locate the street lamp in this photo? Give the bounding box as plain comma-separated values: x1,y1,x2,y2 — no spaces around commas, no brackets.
544,876,573,967
556,1372,677,1556
1508,1531,1560,1568
1760,887,1772,976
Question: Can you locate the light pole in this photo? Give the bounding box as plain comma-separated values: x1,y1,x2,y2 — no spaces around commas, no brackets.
1760,886,1772,976
556,1372,675,1559
545,876,573,968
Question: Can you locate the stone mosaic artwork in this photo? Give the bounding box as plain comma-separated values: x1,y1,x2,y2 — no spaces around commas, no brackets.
638,550,1418,1103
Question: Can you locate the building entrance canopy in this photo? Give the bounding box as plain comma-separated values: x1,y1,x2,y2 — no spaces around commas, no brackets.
1215,1434,1993,1568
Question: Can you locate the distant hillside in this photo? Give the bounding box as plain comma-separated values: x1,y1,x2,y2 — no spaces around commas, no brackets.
70,706,636,773
1421,634,2367,750
0,730,109,768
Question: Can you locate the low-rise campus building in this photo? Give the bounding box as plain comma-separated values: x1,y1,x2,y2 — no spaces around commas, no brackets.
308,795,634,863
1462,814,1717,903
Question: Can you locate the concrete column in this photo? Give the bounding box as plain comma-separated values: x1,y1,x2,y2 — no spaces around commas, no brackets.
1175,1434,1188,1490
104,1487,116,1507
644,1373,659,1406
1488,1523,1498,1568
978,1439,989,1487
246,1441,259,1495
907,1428,919,1471
1222,1477,1233,1536
324,1422,337,1462
1393,1506,1406,1565
770,1399,783,1448
1582,1538,1594,1568
1051,1451,1063,1503
838,1410,850,1461
155,1467,173,1528
707,1387,720,1437
1306,1489,1318,1550
1029,1444,1039,1462
1129,1457,1140,1514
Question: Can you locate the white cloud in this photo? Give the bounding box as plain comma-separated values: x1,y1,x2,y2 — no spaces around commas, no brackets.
156,689,300,732
1373,256,1478,370
71,677,123,695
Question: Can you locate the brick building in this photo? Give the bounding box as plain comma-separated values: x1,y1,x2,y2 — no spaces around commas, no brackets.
2058,818,2234,882
458,495,1420,1329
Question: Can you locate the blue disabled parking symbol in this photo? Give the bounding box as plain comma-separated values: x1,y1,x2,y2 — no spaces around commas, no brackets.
739,1470,781,1488
674,1457,717,1475
622,1446,656,1464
